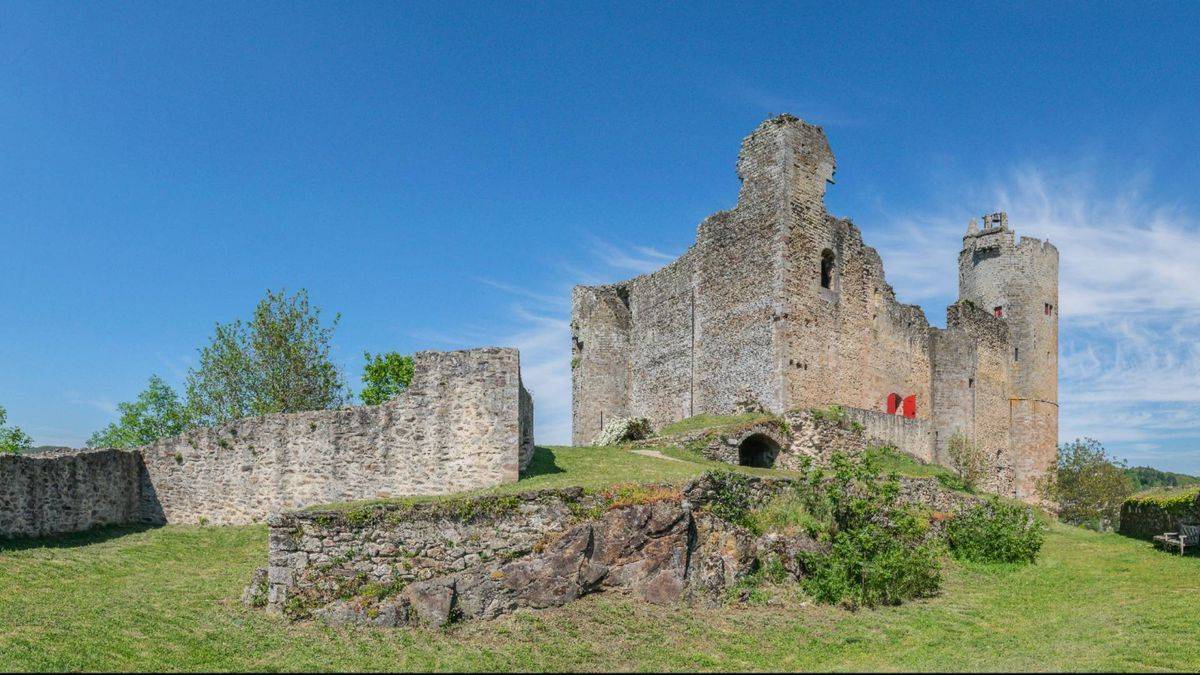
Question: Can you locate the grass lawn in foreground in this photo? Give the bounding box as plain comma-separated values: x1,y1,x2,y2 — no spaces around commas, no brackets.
2,445,1200,671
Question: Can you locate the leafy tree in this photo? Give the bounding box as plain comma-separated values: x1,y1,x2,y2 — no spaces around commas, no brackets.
0,405,33,455
946,432,988,491
87,376,193,448
360,351,415,405
1039,437,1133,531
185,289,350,426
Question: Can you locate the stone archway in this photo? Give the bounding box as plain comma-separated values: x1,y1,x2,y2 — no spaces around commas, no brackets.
738,433,781,468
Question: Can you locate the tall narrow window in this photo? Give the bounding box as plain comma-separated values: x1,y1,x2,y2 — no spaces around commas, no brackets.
1014,347,1019,362
820,249,835,289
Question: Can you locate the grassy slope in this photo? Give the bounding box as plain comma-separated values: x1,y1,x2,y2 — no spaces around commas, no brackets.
4,444,1200,671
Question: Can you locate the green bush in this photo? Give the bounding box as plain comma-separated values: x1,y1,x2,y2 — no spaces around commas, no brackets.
796,452,942,609
745,490,827,537
703,470,756,527
945,498,1045,564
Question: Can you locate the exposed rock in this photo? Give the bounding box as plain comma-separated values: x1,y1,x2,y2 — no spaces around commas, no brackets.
405,578,457,627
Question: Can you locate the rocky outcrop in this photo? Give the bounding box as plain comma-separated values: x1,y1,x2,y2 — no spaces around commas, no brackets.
248,470,979,628
252,474,816,627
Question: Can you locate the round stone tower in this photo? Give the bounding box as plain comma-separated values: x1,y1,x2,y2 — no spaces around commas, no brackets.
957,212,1059,500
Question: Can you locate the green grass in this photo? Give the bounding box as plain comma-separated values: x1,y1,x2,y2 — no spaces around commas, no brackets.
657,413,776,437
315,444,793,513
865,445,956,480
4,521,1200,671
4,440,1191,670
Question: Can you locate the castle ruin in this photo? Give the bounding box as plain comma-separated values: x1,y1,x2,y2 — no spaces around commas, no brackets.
571,114,1058,500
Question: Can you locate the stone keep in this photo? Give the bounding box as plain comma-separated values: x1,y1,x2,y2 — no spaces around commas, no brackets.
571,114,1059,501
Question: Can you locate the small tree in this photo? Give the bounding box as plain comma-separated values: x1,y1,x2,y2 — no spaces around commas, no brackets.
185,289,350,426
947,432,988,491
87,376,193,448
360,352,415,405
0,406,33,455
1040,437,1133,531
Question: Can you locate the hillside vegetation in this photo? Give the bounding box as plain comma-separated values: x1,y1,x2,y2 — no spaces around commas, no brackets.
2,444,1200,671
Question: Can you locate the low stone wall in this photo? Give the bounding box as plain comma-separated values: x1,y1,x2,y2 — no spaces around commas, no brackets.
1118,490,1200,540
841,407,934,463
253,472,980,626
0,449,144,538
2,347,534,537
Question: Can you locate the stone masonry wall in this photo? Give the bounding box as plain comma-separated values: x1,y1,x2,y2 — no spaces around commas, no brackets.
0,449,143,538
139,347,533,525
1,347,533,537
841,407,935,463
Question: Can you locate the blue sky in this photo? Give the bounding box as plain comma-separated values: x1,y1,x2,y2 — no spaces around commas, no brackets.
3,2,1199,471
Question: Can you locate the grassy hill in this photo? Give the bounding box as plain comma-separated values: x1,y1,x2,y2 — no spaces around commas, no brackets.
2,443,1200,671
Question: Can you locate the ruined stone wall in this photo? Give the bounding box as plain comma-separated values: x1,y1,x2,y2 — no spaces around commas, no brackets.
2,348,533,537
841,407,935,463
625,251,698,433
0,449,144,538
690,120,791,418
931,302,1016,495
139,348,533,525
571,286,632,445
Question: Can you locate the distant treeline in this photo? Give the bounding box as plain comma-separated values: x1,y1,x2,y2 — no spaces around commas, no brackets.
1125,466,1200,492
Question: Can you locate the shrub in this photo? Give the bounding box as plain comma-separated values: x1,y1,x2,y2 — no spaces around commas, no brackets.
1039,438,1133,531
591,417,653,446
702,470,756,528
946,433,988,491
945,498,1045,564
811,405,847,425
745,490,827,537
796,452,942,609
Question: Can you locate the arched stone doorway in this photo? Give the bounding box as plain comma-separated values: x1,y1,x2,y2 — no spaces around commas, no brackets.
738,433,781,468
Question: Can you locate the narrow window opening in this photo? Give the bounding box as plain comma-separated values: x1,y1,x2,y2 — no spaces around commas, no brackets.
993,306,1004,318
968,378,974,388
1014,347,1019,362
820,249,835,290
1045,303,1053,316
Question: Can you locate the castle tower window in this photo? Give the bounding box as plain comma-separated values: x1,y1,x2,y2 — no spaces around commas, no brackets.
994,306,1004,318
1045,303,1053,315
902,395,917,419
820,249,835,289
886,393,902,415
1014,347,1019,362
738,433,780,468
